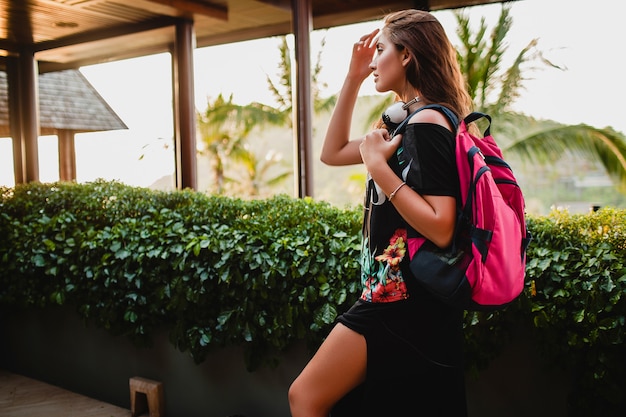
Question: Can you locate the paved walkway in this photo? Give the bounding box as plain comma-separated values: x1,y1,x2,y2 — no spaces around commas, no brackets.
0,370,130,417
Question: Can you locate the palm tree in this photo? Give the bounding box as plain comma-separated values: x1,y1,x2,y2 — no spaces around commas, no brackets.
454,5,626,193
265,35,337,122
198,34,336,196
235,147,291,197
197,93,285,194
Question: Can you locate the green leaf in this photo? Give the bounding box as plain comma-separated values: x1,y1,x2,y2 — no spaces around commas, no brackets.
200,333,211,347
33,254,45,267
124,310,138,323
115,249,131,260
314,303,337,326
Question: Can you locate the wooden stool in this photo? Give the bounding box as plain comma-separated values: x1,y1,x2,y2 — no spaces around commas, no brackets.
129,376,164,417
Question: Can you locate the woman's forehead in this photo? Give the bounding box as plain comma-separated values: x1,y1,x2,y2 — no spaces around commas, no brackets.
375,30,389,45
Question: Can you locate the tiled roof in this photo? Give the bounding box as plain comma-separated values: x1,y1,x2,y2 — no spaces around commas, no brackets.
0,69,127,137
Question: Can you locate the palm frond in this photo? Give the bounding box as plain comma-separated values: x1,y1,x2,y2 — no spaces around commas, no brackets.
490,38,537,113
314,95,337,114
506,125,626,192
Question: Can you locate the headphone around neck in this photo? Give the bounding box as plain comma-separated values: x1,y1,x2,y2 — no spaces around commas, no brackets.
381,97,420,131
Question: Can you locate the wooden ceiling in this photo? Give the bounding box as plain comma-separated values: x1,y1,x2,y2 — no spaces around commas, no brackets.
0,0,512,72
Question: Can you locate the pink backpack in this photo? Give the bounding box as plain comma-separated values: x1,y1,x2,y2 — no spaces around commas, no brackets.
399,106,530,310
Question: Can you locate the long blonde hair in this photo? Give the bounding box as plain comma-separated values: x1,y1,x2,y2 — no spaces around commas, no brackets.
383,9,472,121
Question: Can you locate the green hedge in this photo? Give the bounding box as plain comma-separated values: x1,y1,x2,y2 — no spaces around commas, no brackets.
1,181,625,415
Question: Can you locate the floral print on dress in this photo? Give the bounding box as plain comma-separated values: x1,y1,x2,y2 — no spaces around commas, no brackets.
360,228,409,302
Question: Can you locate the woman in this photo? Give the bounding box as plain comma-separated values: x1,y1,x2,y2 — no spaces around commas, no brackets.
289,9,472,417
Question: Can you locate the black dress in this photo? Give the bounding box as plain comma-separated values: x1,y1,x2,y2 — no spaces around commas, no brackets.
333,121,468,417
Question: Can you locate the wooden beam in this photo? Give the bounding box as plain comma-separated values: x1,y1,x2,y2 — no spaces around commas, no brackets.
255,0,290,11
58,130,77,182
35,16,179,53
172,20,198,190
20,50,40,183
428,0,520,10
291,0,314,198
146,0,228,20
6,57,24,184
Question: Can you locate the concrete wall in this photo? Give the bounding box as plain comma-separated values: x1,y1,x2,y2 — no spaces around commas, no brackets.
0,306,570,417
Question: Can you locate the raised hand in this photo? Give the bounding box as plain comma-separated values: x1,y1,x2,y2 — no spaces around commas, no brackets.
346,29,379,83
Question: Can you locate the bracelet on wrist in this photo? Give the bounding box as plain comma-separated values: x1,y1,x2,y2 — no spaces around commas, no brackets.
389,182,406,201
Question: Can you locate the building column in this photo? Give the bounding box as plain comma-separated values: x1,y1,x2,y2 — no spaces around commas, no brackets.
171,19,198,190
291,0,314,198
19,49,40,183
58,129,77,181
6,57,24,184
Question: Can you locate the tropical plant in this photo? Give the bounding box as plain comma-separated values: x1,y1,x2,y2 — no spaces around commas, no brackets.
453,5,626,194
197,93,286,194
265,35,337,120
234,147,291,197
198,35,335,196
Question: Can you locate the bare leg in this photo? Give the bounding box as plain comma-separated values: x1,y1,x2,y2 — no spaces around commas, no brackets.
289,323,367,417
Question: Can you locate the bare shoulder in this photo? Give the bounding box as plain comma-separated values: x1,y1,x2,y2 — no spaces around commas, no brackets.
408,108,453,131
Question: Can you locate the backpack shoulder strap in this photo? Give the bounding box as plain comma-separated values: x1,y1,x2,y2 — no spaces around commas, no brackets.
464,112,492,136
420,104,459,129
391,104,459,136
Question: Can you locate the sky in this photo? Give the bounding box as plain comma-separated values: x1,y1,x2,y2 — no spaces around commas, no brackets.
1,0,625,188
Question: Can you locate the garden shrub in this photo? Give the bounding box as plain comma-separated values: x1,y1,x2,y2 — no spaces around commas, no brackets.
0,180,363,369
524,209,626,415
1,180,625,415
